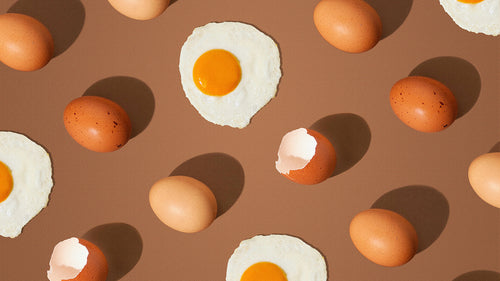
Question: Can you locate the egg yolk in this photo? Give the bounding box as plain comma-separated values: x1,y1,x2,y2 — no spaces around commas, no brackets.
240,262,287,281
193,49,241,96
0,161,13,203
457,0,483,3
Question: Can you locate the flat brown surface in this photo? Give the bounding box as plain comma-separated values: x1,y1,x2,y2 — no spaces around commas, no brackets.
0,0,499,280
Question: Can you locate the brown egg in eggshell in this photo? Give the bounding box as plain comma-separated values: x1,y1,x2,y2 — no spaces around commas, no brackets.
63,96,132,152
47,237,108,281
275,128,336,185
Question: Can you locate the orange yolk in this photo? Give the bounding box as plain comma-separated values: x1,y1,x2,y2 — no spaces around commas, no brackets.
0,161,13,203
240,262,287,281
193,49,241,96
457,0,484,3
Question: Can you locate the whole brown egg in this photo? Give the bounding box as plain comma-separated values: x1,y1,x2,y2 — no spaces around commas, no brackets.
350,208,418,267
0,13,53,71
313,0,382,53
63,96,132,152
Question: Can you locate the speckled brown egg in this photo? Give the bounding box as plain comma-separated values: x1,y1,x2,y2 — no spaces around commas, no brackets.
390,76,458,132
149,176,217,233
313,0,382,53
350,208,418,267
0,13,54,71
63,96,132,152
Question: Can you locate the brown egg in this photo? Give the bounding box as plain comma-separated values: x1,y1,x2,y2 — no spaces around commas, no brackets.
108,0,170,20
0,13,53,71
149,176,217,233
63,96,132,152
390,76,458,132
313,0,382,53
468,152,500,208
47,237,108,281
276,128,336,185
349,208,418,267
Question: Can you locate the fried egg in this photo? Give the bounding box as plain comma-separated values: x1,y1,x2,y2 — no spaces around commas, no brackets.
226,234,327,281
439,0,500,36
179,22,281,128
0,131,53,238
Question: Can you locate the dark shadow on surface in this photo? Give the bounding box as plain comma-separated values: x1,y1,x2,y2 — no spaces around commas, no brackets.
8,0,85,57
170,153,245,218
364,0,413,39
409,56,481,119
372,185,449,253
83,76,155,139
490,141,500,153
83,223,143,281
310,113,371,177
453,270,500,281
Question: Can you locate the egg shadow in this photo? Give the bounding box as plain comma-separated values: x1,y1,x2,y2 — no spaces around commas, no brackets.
453,270,500,281
8,0,85,57
371,185,449,253
170,153,245,218
409,56,481,119
310,113,371,177
83,76,155,139
364,0,413,39
489,141,500,153
82,223,143,281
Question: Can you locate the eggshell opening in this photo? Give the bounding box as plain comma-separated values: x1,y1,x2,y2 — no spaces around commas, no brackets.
47,237,89,281
275,128,317,174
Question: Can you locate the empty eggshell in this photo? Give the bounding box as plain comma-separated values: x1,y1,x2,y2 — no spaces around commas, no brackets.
468,152,500,208
390,76,458,132
149,175,217,233
275,128,336,185
0,13,54,71
47,237,108,281
349,208,418,267
313,0,382,53
108,0,170,20
63,96,132,152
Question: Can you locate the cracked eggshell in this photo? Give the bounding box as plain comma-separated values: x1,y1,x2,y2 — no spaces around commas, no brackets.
468,152,500,208
275,128,336,185
47,237,108,281
390,76,458,132
63,96,132,152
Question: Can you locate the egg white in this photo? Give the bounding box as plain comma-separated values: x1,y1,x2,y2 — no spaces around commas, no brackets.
0,131,53,238
179,22,281,128
440,0,500,36
226,234,327,281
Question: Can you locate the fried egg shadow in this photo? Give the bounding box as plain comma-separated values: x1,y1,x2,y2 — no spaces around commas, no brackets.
170,152,244,218
453,270,500,281
364,0,413,39
490,141,500,153
310,113,371,177
8,0,85,57
409,56,481,119
82,223,143,281
371,185,449,253
83,76,155,139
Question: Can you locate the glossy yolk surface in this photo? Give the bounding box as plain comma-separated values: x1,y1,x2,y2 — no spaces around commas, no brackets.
240,262,287,281
0,161,13,203
193,49,241,96
457,0,484,3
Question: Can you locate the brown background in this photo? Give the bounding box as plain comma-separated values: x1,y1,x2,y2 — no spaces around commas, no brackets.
0,0,499,280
